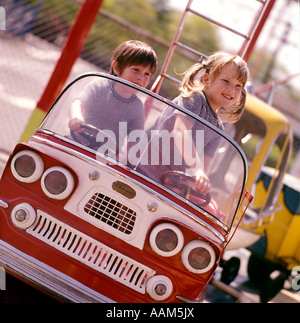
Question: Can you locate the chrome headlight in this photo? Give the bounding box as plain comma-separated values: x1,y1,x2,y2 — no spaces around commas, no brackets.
181,240,216,274
146,275,173,301
11,203,36,229
149,223,184,257
11,150,44,183
41,166,75,200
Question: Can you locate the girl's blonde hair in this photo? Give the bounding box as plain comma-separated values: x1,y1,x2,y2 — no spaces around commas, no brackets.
180,52,249,123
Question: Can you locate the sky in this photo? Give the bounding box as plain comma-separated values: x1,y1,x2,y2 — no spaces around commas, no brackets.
166,0,300,91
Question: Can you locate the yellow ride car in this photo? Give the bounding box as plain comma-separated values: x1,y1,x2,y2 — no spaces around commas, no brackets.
225,93,299,302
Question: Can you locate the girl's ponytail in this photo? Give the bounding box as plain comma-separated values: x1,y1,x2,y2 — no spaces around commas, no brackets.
180,62,208,98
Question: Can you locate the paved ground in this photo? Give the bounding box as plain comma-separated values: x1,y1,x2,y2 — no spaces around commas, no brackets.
0,33,101,175
0,33,299,303
206,249,300,303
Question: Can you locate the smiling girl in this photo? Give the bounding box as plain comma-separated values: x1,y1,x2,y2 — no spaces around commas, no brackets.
146,52,249,194
175,52,249,126
171,52,249,193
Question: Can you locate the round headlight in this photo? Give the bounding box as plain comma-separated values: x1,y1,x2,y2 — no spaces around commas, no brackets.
149,223,184,257
11,203,36,229
41,166,75,200
146,275,173,301
11,150,44,183
181,240,216,274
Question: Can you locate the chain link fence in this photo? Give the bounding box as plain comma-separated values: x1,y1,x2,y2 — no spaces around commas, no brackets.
0,0,213,164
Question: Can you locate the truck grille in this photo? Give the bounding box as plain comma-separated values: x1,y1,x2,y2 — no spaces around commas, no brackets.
27,210,155,294
83,192,137,235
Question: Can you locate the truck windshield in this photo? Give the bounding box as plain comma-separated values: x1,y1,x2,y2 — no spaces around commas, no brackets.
40,73,247,230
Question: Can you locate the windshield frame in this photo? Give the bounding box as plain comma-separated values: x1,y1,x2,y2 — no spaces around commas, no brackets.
38,72,248,232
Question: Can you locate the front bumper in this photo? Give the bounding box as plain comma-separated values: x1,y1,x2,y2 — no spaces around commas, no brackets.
0,239,115,303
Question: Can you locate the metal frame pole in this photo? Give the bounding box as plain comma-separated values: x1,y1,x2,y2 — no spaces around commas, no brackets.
20,0,105,142
239,0,276,62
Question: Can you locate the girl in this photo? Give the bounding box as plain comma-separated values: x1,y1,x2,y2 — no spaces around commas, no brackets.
69,40,158,154
151,52,249,194
173,52,249,193
174,51,248,127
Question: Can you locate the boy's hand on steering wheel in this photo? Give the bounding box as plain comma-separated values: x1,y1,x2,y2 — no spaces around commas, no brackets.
68,118,84,133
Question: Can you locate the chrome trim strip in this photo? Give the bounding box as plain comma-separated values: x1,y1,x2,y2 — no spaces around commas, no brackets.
0,239,115,303
176,295,202,303
0,199,8,209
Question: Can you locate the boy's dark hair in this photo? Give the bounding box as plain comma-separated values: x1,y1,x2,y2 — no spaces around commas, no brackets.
109,40,157,76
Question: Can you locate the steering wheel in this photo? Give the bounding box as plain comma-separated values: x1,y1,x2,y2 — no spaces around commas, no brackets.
161,170,211,207
70,123,100,148
70,123,118,158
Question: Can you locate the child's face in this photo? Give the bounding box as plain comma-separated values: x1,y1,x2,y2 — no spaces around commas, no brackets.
116,64,153,88
203,63,243,112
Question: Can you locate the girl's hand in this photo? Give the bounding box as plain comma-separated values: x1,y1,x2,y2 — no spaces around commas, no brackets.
68,118,84,132
195,169,210,194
